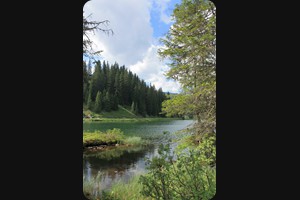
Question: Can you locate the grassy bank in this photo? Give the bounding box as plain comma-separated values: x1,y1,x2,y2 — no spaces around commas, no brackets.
83,117,179,122
83,128,146,148
107,175,153,200
83,174,153,200
83,105,139,119
83,105,182,122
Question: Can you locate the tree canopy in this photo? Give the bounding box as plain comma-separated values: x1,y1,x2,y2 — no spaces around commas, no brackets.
83,60,167,117
159,0,216,142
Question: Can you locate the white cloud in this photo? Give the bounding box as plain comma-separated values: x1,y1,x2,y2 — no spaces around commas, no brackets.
148,73,181,93
129,44,181,93
153,0,173,24
83,0,180,93
84,0,153,66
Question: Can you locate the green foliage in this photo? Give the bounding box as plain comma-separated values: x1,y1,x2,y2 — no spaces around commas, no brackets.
161,94,194,117
196,134,216,166
159,0,216,140
83,105,139,119
107,175,153,200
83,60,167,117
87,92,93,111
104,91,112,111
83,172,102,199
123,136,142,146
139,135,216,200
83,128,148,148
94,91,102,113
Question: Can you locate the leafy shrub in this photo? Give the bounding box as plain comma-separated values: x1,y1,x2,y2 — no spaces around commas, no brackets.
139,135,216,200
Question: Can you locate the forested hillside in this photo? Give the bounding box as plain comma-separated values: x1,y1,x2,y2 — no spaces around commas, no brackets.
83,60,167,117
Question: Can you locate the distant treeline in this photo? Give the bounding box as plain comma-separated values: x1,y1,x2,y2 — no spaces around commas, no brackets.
83,60,167,116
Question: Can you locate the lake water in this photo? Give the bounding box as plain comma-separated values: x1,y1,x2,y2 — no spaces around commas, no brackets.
83,119,194,196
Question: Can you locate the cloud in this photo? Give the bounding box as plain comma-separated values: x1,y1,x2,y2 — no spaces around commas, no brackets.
129,44,180,93
83,0,180,93
153,0,173,24
84,0,153,66
148,73,182,93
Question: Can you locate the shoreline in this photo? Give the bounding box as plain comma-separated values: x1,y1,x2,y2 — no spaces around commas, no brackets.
83,117,185,122
83,143,123,151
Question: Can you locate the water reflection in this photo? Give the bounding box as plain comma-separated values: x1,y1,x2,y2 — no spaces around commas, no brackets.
83,145,157,191
83,119,194,196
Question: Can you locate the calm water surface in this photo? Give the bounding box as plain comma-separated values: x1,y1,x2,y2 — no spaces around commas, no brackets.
83,119,193,193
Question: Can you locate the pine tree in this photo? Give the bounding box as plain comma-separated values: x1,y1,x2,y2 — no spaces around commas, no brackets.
94,91,102,113
134,102,139,115
90,61,102,100
103,91,111,111
159,0,216,137
111,94,118,110
87,92,93,110
83,60,167,117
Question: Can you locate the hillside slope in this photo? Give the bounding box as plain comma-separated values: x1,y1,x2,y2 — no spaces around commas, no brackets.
83,105,140,119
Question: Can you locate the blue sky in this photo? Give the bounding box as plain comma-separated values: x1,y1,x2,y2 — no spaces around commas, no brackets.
150,0,181,39
84,0,182,93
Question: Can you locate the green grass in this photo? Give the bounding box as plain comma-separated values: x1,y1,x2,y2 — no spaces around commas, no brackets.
107,175,153,200
83,105,139,119
83,105,180,122
83,174,153,200
83,128,147,148
83,128,125,147
83,172,102,199
123,136,143,146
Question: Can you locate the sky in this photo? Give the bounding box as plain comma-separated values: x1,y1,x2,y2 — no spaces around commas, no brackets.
83,0,182,93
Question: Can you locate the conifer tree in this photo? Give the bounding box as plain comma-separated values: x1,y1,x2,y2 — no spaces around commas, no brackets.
94,91,102,113
103,91,111,111
87,92,93,110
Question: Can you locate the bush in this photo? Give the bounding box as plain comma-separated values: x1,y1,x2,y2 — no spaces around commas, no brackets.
105,128,125,144
139,135,216,200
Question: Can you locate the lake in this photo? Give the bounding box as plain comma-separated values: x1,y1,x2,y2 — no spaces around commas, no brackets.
83,119,194,196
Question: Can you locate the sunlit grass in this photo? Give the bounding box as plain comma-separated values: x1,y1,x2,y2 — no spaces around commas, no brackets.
83,173,153,200
83,129,149,148
123,136,142,146
107,175,153,200
83,129,125,147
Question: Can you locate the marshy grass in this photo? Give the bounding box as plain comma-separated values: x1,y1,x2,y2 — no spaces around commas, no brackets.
83,174,153,200
123,136,142,146
107,175,153,200
83,128,125,147
83,129,147,148
83,172,102,200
